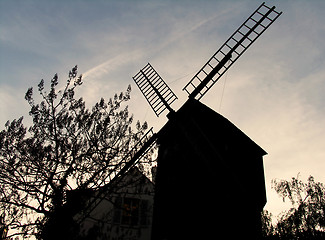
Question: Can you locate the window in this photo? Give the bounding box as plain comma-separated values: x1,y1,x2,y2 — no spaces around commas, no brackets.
122,198,139,225
113,197,149,227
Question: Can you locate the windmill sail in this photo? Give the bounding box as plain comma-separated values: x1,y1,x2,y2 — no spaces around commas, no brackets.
106,127,157,183
133,63,178,117
183,2,282,100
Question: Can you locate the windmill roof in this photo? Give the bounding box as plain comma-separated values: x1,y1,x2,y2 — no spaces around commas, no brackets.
161,98,267,157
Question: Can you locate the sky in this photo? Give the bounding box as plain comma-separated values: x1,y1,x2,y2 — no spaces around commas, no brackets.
1,0,325,218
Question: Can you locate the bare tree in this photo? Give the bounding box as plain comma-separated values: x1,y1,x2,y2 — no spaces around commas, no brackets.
0,66,150,239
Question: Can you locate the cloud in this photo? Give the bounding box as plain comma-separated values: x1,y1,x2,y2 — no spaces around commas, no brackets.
82,56,125,82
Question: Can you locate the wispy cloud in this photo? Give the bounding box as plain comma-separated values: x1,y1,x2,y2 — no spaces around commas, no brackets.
82,54,128,81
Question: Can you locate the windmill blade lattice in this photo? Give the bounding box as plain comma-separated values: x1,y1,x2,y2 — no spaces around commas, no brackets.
133,63,178,117
183,2,282,100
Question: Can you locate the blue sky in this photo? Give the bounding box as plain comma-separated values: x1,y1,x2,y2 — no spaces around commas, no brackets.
1,0,325,217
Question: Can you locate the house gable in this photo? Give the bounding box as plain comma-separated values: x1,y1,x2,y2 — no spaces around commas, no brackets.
75,167,154,240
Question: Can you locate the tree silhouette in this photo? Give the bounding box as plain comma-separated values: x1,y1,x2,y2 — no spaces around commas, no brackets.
0,66,151,239
261,210,274,238
262,175,325,239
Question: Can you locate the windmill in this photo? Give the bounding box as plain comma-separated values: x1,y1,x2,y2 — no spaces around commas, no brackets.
132,3,281,239
78,2,282,239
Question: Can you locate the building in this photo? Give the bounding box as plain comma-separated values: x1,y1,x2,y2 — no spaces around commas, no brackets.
151,99,267,239
76,167,155,240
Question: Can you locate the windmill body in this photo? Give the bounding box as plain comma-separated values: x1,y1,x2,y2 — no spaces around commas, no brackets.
151,99,267,239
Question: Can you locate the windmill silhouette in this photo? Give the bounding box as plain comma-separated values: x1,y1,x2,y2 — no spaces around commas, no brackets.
132,3,282,239
78,2,282,239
